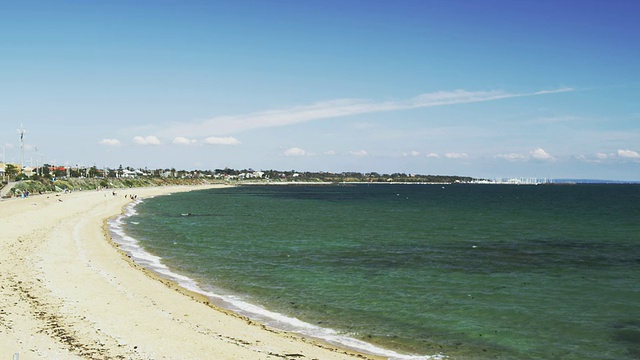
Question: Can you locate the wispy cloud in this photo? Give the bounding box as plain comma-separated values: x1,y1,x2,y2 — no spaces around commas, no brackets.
173,136,197,145
159,88,573,137
495,148,555,161
533,115,581,124
99,139,121,146
533,87,574,95
530,148,554,160
495,153,527,161
444,152,469,159
203,136,240,145
350,150,368,157
134,135,161,146
403,150,421,157
283,147,308,156
579,149,640,163
618,149,640,159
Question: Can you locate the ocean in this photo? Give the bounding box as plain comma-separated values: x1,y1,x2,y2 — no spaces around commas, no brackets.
109,184,640,359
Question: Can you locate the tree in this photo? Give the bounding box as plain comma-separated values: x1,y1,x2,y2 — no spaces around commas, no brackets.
5,164,18,181
88,166,99,178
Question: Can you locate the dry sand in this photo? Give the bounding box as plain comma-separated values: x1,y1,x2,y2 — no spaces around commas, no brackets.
0,185,382,359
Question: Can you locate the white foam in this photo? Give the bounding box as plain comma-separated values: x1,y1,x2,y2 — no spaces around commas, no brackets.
107,201,445,360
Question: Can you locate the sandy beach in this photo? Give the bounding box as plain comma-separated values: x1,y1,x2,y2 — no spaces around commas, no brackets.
0,185,381,359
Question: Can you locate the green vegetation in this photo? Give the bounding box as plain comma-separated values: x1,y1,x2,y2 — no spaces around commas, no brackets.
214,168,475,183
4,164,18,181
9,177,214,197
2,164,479,198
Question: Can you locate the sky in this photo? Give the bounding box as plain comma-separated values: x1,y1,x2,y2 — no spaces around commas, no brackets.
1,0,639,181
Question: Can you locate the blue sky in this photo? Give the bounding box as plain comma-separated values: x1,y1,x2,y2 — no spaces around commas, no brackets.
1,0,639,180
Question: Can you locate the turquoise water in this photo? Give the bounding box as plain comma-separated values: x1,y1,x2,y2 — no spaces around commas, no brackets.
114,184,640,359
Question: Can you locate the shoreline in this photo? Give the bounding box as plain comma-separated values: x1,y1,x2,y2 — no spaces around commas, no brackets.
109,187,440,360
0,185,386,359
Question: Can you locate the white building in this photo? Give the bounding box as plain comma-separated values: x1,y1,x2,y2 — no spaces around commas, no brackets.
120,169,145,178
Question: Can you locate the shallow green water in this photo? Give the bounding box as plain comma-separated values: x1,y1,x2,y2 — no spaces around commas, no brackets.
120,184,640,359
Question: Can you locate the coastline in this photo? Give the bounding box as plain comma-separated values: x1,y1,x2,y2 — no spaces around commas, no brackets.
0,185,384,359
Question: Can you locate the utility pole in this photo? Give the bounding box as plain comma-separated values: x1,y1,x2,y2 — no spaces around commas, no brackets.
17,124,27,174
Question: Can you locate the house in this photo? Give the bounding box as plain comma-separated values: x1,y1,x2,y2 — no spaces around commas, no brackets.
22,166,36,177
120,169,145,178
239,171,265,179
49,166,66,173
160,170,173,178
